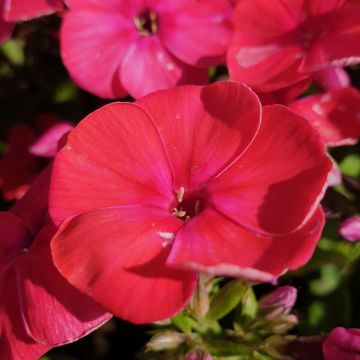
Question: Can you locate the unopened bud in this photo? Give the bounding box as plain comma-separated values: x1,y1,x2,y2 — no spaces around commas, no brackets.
146,330,185,352
191,274,210,319
273,314,299,334
185,349,213,360
260,286,297,320
340,215,360,242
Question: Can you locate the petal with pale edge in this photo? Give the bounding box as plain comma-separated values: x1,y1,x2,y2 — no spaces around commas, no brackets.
51,206,197,324
136,82,261,189
290,87,360,147
50,103,173,226
167,207,324,281
17,225,111,346
209,105,332,235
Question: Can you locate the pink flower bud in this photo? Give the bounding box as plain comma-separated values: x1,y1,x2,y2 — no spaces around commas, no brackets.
260,286,297,316
185,350,213,360
323,327,360,360
340,216,360,242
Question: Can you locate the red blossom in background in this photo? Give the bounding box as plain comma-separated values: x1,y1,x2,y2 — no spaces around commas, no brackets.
0,114,73,201
60,0,232,99
2,0,63,22
323,327,360,360
0,166,110,360
49,82,332,324
227,0,360,92
289,87,360,147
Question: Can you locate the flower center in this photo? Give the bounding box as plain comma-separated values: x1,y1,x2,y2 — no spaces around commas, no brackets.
133,10,158,36
172,187,207,220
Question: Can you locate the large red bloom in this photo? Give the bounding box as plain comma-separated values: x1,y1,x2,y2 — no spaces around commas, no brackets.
50,82,332,324
228,0,360,91
60,0,232,99
0,167,111,360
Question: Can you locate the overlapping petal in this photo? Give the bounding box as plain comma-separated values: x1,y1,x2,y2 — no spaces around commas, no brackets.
17,225,111,346
51,206,197,324
136,82,261,190
120,36,207,99
300,0,360,72
50,103,173,226
0,126,40,201
209,105,332,234
0,267,49,360
61,9,137,98
158,0,232,67
167,207,324,281
2,0,63,21
290,87,360,146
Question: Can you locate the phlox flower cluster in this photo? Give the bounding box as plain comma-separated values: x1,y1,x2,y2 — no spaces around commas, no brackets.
0,0,359,359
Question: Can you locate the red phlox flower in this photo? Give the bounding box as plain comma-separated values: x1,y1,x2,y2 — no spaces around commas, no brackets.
0,166,111,360
49,82,332,324
60,0,232,99
323,327,360,360
228,0,360,92
0,0,13,43
2,0,63,22
0,114,73,201
290,87,360,147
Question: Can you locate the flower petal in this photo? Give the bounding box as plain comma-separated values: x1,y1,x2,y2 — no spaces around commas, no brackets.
167,207,324,281
301,0,360,72
290,87,360,146
227,0,306,91
11,166,51,236
60,8,137,98
158,0,232,67
51,206,197,324
209,105,332,235
0,125,40,202
0,212,28,265
49,102,173,226
0,267,49,360
0,19,13,44
17,225,111,346
3,0,63,21
120,36,207,98
29,122,73,158
136,81,261,190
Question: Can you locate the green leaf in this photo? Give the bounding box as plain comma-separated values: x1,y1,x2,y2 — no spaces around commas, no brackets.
308,301,326,328
205,339,252,356
206,280,248,321
1,39,25,66
53,82,78,103
340,154,360,178
240,287,258,321
171,314,196,334
309,263,341,296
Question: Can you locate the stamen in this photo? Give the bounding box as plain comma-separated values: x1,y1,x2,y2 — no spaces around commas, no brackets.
173,207,186,218
149,11,158,34
194,200,200,216
177,187,185,203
